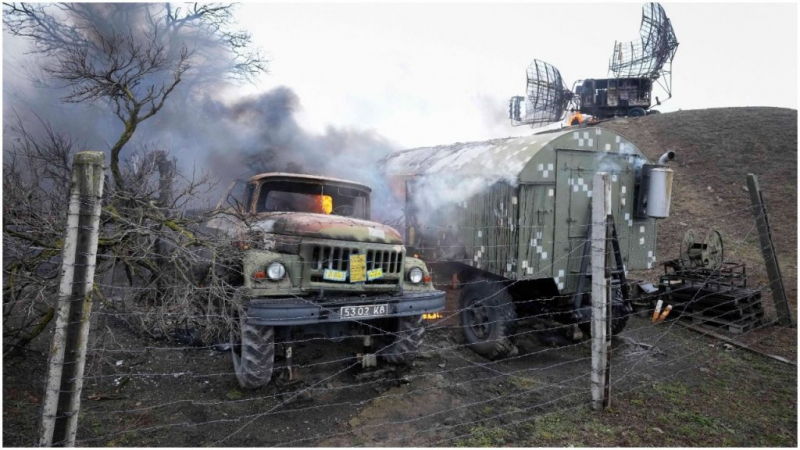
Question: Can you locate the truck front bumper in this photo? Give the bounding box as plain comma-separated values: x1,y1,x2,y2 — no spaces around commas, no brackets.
245,290,446,326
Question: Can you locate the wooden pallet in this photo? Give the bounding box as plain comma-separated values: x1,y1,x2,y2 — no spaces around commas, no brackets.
687,312,763,335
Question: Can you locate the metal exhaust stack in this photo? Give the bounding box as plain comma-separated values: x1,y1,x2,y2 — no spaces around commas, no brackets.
647,151,675,219
657,150,675,165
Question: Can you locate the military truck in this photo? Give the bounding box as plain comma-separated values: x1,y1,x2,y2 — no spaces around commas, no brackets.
383,128,674,359
573,77,660,120
206,173,445,388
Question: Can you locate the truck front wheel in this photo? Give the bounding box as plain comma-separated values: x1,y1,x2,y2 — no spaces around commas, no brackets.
459,281,518,360
231,313,275,389
376,315,424,366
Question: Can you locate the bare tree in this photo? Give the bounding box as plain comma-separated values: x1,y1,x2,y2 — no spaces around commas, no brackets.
3,116,78,355
2,113,249,356
3,2,267,192
3,3,265,354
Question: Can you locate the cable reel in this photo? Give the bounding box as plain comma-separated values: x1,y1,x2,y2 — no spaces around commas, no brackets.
681,229,724,269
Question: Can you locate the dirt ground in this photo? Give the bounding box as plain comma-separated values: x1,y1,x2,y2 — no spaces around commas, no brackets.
3,107,797,446
3,308,795,447
599,107,798,361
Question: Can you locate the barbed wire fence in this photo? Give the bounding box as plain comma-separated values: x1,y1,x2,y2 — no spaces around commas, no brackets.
3,150,795,447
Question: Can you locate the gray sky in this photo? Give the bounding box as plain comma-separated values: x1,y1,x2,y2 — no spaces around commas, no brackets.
223,2,798,149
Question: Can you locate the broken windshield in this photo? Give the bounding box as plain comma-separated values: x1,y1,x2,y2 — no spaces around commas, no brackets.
255,181,369,219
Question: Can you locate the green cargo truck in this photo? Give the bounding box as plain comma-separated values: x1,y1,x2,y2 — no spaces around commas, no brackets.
207,173,445,388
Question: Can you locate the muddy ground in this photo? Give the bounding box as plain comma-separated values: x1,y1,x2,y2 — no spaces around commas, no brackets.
4,107,798,446
3,294,796,446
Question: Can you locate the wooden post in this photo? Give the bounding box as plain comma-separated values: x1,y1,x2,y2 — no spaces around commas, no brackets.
746,174,791,327
39,152,105,447
591,172,611,411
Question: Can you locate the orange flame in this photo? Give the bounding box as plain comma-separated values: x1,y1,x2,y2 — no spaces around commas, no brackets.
568,112,584,125
316,195,333,214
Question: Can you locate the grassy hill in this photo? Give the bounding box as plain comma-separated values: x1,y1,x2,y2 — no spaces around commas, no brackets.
598,107,797,356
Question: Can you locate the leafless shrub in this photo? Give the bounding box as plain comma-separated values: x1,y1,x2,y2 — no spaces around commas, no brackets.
3,2,266,354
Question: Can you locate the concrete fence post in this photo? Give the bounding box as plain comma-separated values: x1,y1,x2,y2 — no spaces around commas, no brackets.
591,172,611,411
38,151,105,447
746,174,791,327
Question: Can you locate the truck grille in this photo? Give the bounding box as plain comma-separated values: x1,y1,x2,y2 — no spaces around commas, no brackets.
310,245,403,274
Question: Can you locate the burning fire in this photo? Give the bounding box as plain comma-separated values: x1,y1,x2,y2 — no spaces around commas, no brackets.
568,112,584,125
316,195,333,214
422,312,442,320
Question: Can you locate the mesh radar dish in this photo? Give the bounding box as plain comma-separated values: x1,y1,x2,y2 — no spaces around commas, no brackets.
509,59,574,127
609,2,678,97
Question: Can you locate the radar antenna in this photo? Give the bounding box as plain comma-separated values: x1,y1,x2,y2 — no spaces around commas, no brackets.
509,3,679,127
509,59,574,127
609,2,679,98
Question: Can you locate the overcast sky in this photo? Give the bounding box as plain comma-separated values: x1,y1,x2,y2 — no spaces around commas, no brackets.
219,2,798,149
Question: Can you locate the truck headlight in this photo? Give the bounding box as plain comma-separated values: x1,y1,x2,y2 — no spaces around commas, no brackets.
266,262,286,281
408,267,424,284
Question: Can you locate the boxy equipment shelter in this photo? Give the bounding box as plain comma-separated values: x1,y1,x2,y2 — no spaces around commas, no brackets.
383,127,673,356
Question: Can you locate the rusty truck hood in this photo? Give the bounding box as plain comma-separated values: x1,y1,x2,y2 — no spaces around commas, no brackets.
252,212,402,244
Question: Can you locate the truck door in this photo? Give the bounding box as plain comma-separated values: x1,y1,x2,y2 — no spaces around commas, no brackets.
553,149,637,294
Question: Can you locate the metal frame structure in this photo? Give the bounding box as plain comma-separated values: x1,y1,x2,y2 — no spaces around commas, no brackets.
609,2,679,100
509,60,573,127
509,2,679,127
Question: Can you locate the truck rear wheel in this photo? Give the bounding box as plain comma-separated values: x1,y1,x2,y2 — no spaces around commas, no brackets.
578,288,630,338
627,107,647,117
459,281,518,360
376,315,424,366
231,313,275,389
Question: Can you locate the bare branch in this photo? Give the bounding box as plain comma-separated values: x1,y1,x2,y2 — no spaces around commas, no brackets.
4,2,267,191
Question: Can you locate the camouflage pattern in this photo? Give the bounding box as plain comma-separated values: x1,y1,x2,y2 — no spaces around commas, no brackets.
384,127,662,296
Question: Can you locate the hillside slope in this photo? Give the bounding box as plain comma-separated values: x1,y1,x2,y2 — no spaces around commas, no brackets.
598,107,797,353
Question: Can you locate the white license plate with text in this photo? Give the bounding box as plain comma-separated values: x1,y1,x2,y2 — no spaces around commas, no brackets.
339,304,388,319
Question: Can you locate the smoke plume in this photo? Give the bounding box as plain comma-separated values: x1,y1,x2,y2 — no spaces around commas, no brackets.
3,3,403,224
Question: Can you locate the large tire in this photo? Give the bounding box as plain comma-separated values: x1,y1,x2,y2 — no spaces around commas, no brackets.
627,107,647,117
376,315,424,366
459,281,518,359
578,288,630,338
231,313,275,389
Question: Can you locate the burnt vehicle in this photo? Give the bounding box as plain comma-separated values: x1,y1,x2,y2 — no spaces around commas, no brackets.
206,173,445,388
509,3,678,127
573,77,657,119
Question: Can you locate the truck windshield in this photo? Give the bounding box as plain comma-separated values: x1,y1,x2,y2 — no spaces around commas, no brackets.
255,181,369,219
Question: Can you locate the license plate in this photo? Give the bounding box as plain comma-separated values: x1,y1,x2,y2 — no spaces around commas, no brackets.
339,304,388,319
323,269,347,282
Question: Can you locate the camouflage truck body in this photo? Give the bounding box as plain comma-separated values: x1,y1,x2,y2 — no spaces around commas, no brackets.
384,128,663,293
382,127,673,357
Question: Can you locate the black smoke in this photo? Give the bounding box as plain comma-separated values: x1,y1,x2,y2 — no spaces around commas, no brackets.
3,4,403,224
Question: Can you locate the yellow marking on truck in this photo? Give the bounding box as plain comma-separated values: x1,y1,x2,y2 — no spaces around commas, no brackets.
323,269,347,282
367,268,384,281
349,254,367,283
